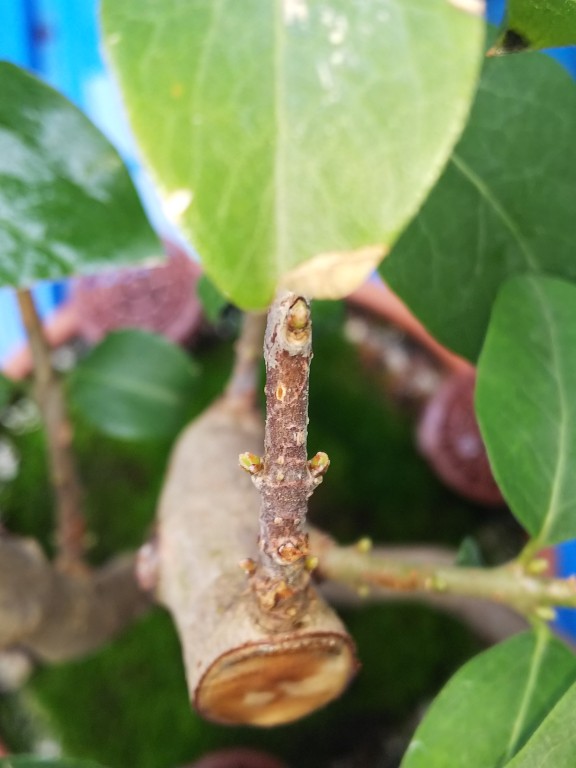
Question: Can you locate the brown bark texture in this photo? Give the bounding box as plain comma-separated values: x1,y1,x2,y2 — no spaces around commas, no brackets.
156,394,357,727
248,293,329,626
0,535,149,661
17,289,86,570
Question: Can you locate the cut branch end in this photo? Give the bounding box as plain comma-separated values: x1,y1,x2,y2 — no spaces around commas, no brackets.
196,632,357,727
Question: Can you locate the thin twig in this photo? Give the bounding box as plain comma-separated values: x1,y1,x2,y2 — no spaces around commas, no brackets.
16,289,86,571
312,533,576,622
241,292,328,626
224,312,266,408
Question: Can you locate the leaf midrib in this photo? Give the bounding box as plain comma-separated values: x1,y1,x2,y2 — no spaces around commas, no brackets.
450,152,538,271
75,370,186,407
531,279,570,547
502,626,549,764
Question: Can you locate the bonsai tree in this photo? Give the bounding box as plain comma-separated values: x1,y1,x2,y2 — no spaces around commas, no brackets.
3,0,576,765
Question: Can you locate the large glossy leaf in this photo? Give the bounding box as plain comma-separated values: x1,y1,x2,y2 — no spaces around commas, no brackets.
476,276,576,547
0,760,106,768
382,52,576,361
401,629,576,768
0,62,160,287
69,330,198,440
197,274,228,322
495,0,576,53
506,681,576,767
101,0,483,309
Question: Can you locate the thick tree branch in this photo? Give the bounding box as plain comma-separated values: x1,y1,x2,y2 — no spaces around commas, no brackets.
16,289,86,571
0,534,150,662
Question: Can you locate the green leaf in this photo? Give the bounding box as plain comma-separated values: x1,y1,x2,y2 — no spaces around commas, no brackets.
506,680,576,767
0,760,107,768
494,0,576,53
401,628,576,768
101,0,483,309
382,52,576,361
455,536,484,567
197,274,228,322
0,372,12,410
0,62,160,288
69,330,198,441
476,276,576,547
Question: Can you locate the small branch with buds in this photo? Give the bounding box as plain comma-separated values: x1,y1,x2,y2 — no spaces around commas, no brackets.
16,289,86,571
312,533,576,623
239,292,329,628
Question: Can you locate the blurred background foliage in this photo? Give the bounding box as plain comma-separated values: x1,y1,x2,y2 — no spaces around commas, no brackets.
0,303,516,767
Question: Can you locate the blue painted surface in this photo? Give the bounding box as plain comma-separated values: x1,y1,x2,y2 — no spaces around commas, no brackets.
549,46,576,77
0,0,31,65
555,542,576,637
486,0,506,24
0,0,193,364
32,0,102,105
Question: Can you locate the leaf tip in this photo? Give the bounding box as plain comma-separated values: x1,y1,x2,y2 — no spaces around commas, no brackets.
282,244,387,301
447,0,485,17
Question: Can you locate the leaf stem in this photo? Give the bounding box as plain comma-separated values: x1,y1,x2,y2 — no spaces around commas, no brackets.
517,539,544,570
16,289,87,571
224,311,266,409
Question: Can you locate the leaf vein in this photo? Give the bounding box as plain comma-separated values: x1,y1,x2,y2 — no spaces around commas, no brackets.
450,152,538,270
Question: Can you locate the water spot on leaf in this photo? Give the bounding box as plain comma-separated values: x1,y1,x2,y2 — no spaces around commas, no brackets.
321,8,349,46
163,188,193,223
283,0,309,25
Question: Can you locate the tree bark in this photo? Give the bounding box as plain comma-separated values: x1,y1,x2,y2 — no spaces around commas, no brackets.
248,293,328,626
0,535,149,661
156,397,357,727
